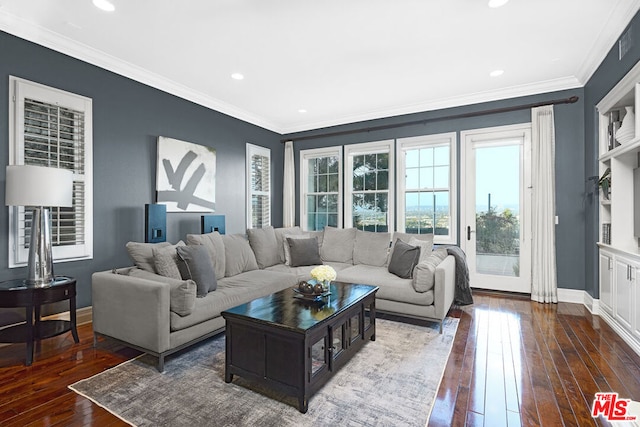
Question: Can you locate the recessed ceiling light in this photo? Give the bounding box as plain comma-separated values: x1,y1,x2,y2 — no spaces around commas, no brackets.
231,73,244,80
490,69,504,77
92,0,115,12
488,0,509,8
298,109,307,113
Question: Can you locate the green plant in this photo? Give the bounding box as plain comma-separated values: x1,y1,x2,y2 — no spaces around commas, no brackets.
599,167,611,199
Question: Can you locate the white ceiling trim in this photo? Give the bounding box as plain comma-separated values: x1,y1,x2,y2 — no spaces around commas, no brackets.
575,0,640,84
0,10,281,133
280,76,583,135
0,5,633,135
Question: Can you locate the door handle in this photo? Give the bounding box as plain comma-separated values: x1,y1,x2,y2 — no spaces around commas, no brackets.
467,226,471,240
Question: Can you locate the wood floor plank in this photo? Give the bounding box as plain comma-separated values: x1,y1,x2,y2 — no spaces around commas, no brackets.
2,291,640,426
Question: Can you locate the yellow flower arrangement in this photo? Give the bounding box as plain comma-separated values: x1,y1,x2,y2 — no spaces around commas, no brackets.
310,265,337,284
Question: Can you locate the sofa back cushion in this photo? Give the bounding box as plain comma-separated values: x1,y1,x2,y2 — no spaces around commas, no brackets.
320,227,356,263
413,248,448,292
126,241,171,273
186,232,226,280
391,232,434,263
274,226,303,263
353,230,391,267
247,226,280,269
221,234,259,277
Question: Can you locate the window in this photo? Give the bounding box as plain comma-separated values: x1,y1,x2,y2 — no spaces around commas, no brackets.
345,140,394,232
397,132,457,244
300,147,342,231
246,143,271,229
8,76,93,267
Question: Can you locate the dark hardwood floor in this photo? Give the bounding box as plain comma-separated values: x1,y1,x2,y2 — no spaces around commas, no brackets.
1,290,639,426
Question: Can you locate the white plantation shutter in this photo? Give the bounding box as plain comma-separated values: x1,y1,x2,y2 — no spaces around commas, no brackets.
246,144,271,228
9,77,93,267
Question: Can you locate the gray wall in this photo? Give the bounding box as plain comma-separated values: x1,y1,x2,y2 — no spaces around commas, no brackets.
584,12,640,298
284,89,586,291
0,31,284,308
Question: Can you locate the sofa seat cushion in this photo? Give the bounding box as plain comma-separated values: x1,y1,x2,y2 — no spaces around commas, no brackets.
170,270,296,331
264,262,352,282
336,265,434,306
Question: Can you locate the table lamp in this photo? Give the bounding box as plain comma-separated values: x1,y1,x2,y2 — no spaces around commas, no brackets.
5,165,73,286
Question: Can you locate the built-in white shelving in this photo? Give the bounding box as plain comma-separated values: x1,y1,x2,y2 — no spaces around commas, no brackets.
597,59,640,357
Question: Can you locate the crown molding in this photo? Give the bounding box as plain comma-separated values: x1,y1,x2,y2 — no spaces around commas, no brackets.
0,10,281,133
281,76,583,134
576,0,640,84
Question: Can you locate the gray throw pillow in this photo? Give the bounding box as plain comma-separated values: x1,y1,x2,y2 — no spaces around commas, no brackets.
177,245,217,297
320,226,356,263
388,240,421,279
221,234,259,277
287,237,322,267
152,241,186,280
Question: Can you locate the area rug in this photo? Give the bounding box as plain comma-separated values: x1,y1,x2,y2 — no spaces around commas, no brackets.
70,317,458,427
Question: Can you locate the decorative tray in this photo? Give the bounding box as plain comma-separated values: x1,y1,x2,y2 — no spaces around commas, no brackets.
292,288,331,300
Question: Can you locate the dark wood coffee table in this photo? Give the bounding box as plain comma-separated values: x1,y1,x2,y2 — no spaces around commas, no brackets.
222,281,377,413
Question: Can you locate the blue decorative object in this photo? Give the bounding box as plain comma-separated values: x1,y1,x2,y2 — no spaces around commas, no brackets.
201,215,225,234
145,204,167,243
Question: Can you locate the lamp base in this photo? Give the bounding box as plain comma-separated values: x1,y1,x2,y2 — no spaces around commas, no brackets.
26,207,55,287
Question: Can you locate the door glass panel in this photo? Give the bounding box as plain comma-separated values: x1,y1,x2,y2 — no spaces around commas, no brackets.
311,336,327,376
332,325,344,359
350,314,360,342
475,144,521,277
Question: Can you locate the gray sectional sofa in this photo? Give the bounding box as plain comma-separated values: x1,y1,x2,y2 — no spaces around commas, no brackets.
92,226,456,370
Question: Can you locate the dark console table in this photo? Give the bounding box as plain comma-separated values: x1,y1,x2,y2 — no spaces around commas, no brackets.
0,276,79,366
222,282,377,413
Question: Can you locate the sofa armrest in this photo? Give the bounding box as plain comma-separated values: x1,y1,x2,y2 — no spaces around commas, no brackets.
92,269,171,354
433,255,456,321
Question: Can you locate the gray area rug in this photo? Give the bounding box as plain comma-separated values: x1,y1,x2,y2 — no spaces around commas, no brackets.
70,317,458,427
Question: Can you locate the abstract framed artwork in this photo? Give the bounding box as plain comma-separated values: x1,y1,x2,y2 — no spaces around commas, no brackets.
156,136,216,212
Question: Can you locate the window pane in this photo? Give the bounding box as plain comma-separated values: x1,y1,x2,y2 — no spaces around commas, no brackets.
307,195,316,213
406,150,419,168
434,146,449,165
328,173,339,192
318,174,328,192
327,194,338,213
364,172,376,191
353,173,364,191
420,167,433,188
377,170,388,190
328,214,338,227
377,153,388,170
365,154,376,170
376,193,388,214
318,195,328,212
406,168,419,189
307,213,316,231
328,156,339,173
353,155,364,172
434,166,449,188
434,191,450,235
308,172,316,193
420,148,433,166
319,157,329,174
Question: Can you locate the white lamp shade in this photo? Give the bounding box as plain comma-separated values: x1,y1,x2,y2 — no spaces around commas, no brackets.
5,165,73,207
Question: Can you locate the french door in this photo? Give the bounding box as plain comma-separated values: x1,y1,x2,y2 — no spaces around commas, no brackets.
461,124,532,293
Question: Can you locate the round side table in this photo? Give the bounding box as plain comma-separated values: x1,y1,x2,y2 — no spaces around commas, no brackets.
0,276,79,366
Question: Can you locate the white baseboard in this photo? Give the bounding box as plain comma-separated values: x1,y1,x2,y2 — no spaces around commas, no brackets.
43,306,93,325
557,288,586,304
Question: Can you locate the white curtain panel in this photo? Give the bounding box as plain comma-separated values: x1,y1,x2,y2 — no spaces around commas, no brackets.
283,140,295,227
531,105,558,303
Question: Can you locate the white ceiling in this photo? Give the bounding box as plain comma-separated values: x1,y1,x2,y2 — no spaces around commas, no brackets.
0,0,639,134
